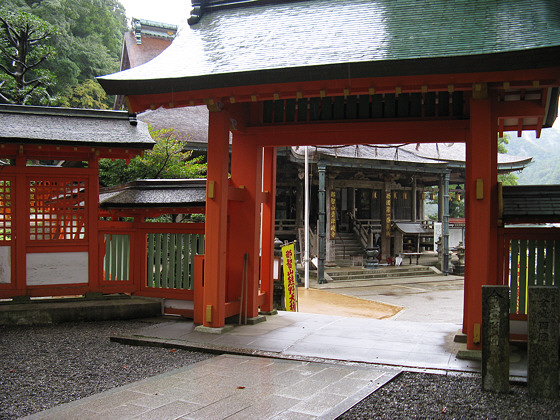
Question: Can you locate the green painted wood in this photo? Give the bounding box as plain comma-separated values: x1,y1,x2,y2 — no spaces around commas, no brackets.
371,94,383,118
438,91,449,116
168,233,176,289
536,240,545,285
263,100,273,123
285,98,296,122
425,92,436,117
545,240,554,286
358,95,370,119
519,240,528,314
410,93,422,117
161,233,169,288
176,234,184,289
510,239,519,314
117,234,124,281
309,97,320,121
104,234,111,281
297,98,308,122
199,234,205,254
180,234,187,289
528,239,536,287
397,93,409,117
110,234,117,282
452,91,463,116
333,96,345,119
189,234,197,289
346,95,357,119
154,233,162,288
321,97,332,120
384,94,396,118
273,100,284,123
147,233,155,287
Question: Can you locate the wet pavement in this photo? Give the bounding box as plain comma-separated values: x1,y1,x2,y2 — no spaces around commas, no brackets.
23,270,528,419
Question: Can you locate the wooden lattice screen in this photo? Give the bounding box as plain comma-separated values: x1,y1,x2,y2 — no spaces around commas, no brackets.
28,179,87,241
0,179,13,243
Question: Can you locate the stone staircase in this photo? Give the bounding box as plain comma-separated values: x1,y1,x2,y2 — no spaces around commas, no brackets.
325,265,437,283
334,232,364,267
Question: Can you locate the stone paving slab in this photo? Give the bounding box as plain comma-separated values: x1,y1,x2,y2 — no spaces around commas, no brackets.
24,354,400,420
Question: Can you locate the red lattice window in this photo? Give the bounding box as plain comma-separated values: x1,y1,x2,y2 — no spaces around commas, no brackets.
0,180,13,242
29,179,87,241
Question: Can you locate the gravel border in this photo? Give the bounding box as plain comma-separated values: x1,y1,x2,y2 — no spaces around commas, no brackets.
0,319,213,419
2,319,559,420
339,370,560,419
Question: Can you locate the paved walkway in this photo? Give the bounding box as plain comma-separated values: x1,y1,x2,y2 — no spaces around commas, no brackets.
26,354,398,420
24,272,528,419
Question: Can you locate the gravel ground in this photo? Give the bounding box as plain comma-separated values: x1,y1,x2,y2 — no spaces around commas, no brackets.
0,319,213,420
2,319,559,420
340,371,560,420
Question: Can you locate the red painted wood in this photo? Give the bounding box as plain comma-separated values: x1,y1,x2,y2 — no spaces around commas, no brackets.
125,67,560,113
259,146,277,313
249,120,470,147
464,95,498,350
203,109,231,328
227,132,262,319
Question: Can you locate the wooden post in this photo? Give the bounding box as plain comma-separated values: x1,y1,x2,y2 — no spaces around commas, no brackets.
228,132,262,319
202,108,230,328
465,90,498,349
260,146,277,313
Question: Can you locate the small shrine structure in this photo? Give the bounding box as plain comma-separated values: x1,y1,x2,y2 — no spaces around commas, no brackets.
0,104,154,298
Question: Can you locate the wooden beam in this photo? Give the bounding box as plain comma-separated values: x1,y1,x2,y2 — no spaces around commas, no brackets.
248,120,470,147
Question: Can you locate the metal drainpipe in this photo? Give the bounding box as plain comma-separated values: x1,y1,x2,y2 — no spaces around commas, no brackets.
443,172,450,275
318,163,327,284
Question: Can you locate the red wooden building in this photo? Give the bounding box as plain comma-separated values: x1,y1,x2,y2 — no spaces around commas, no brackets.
98,0,560,349
0,105,154,299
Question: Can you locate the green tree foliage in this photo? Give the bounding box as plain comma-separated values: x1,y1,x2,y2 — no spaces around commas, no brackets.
99,126,207,187
0,7,57,104
58,78,109,109
0,0,126,107
498,134,519,186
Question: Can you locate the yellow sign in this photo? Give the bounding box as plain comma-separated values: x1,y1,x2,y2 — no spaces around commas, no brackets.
282,243,297,311
330,190,337,239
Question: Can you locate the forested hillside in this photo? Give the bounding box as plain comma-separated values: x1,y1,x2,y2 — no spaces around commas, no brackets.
506,124,560,185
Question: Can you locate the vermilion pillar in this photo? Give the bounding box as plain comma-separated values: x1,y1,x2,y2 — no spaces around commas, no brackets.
260,146,277,312
227,132,262,319
203,108,230,328
465,91,498,349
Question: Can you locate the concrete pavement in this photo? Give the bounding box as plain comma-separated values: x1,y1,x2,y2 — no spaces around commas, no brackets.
23,271,529,419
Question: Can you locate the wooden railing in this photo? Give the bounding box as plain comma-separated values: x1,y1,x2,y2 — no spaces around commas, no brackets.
499,227,560,316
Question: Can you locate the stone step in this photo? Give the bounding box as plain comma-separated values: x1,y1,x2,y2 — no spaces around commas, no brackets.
326,267,435,281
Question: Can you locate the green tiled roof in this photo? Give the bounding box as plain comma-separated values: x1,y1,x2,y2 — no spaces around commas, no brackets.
99,0,560,95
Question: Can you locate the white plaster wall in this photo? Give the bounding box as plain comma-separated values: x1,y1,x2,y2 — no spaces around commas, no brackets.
26,252,88,286
0,246,11,284
164,299,194,310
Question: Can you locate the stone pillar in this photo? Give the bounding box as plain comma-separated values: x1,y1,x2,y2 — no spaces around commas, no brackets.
317,163,326,283
528,286,559,399
381,180,392,260
411,176,417,222
326,178,335,264
442,172,450,274
482,285,510,393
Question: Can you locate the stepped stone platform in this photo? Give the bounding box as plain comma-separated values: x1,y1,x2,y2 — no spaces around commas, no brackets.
326,265,439,282
0,295,162,326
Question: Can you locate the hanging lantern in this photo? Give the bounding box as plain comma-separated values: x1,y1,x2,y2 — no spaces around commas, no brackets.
431,193,436,200
403,192,408,200
456,193,462,201
372,191,378,199
393,191,398,199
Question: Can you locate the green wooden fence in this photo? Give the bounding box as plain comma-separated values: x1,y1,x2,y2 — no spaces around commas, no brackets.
102,233,130,282
147,233,204,290
507,238,559,315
